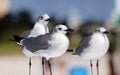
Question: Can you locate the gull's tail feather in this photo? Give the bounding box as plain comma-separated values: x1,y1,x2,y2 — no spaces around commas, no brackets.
72,48,80,55
13,35,24,43
72,48,76,55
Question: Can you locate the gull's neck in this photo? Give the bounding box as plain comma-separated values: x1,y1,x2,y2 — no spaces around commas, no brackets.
34,22,44,27
28,22,49,37
33,22,49,33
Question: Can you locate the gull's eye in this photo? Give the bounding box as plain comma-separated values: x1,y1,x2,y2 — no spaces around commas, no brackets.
95,29,100,32
37,16,43,21
58,28,62,30
40,16,43,19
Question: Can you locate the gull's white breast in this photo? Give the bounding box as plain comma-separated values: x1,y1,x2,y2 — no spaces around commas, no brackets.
80,33,109,60
34,33,69,60
28,23,47,37
22,23,48,57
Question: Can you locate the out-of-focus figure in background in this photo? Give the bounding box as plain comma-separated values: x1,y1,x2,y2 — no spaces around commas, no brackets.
105,0,120,75
0,0,9,19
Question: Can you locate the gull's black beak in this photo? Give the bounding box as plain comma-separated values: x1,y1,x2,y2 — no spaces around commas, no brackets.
45,19,51,22
65,29,74,32
104,31,109,34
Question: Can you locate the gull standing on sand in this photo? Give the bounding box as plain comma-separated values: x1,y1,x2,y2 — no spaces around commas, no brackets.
73,27,110,75
14,25,73,75
15,13,51,75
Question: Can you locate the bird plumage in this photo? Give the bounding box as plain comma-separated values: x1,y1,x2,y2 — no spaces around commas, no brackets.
73,27,109,59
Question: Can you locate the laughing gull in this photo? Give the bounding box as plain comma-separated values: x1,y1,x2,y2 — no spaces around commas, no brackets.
21,13,50,38
13,24,73,75
73,27,110,75
15,13,50,75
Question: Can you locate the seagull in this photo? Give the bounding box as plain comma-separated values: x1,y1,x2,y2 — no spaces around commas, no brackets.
21,13,51,38
73,27,110,75
15,13,50,75
13,25,73,75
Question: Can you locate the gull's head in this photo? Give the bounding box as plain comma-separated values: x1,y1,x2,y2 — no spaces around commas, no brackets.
95,27,109,34
53,24,73,34
37,14,51,25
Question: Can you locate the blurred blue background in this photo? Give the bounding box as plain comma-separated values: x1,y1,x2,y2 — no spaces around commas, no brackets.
69,66,88,75
10,0,114,21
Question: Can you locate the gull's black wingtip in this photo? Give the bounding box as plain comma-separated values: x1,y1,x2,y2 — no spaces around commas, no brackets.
13,35,24,43
67,49,73,52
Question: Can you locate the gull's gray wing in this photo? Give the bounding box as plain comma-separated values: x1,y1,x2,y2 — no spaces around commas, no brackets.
73,35,92,55
20,29,31,38
22,34,51,53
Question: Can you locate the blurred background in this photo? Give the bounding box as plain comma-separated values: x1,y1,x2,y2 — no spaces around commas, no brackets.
0,0,120,75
